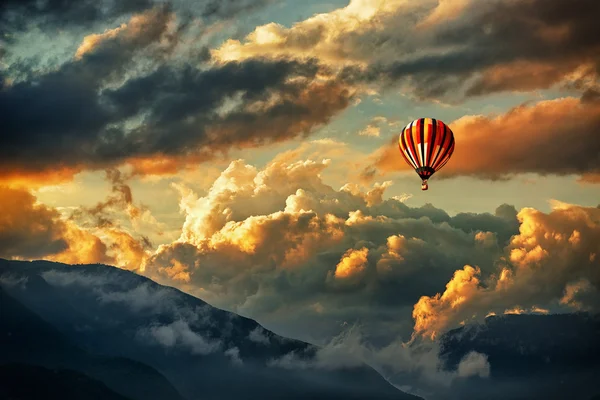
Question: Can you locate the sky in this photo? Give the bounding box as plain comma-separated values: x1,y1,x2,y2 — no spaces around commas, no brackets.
1,0,600,356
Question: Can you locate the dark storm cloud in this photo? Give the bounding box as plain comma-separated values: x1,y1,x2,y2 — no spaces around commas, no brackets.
0,2,355,177
102,57,337,157
372,0,600,99
0,0,273,37
0,58,351,174
199,0,277,19
0,0,151,37
0,5,175,172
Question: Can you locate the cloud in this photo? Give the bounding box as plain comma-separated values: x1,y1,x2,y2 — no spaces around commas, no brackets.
0,186,111,263
6,0,599,183
332,247,369,280
0,273,29,289
144,157,520,347
66,168,162,271
0,167,82,189
141,155,600,368
267,323,490,397
224,346,244,366
0,184,158,270
98,281,177,312
248,326,271,345
0,0,152,36
412,201,600,339
211,0,600,101
138,319,223,355
210,0,472,70
41,269,122,288
71,6,178,60
0,0,273,38
2,28,356,181
0,5,178,179
4,0,600,185
364,97,600,182
358,116,391,138
457,351,490,378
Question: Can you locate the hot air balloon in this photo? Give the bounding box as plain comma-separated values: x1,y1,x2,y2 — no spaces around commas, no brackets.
398,118,455,191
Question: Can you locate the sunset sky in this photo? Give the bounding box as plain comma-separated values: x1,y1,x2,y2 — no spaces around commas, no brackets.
2,0,600,348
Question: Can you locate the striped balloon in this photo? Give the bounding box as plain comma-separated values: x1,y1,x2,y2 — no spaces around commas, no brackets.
398,118,455,190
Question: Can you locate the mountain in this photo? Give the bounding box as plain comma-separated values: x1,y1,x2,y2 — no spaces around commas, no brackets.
0,258,420,400
0,363,131,400
0,283,185,400
436,313,600,400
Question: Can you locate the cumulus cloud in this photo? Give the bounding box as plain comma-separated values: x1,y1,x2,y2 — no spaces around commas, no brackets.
141,155,600,364
144,157,521,347
364,97,600,182
412,201,600,339
0,183,160,271
331,247,369,281
0,186,111,263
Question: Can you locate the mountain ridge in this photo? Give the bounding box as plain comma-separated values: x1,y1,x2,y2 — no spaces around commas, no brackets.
0,258,421,400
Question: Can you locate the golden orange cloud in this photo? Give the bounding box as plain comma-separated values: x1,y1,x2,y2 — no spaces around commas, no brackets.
0,186,111,264
47,222,112,265
365,97,600,181
411,201,600,339
0,183,156,272
127,155,201,177
103,228,151,272
0,166,82,189
74,5,176,60
334,247,369,279
211,0,409,66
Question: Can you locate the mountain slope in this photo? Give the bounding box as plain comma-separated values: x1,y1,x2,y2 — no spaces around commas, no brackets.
436,313,600,400
0,285,184,400
0,258,420,400
0,363,131,400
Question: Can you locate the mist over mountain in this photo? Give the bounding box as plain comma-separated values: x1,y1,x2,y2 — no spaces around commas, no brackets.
4,258,600,400
0,258,419,400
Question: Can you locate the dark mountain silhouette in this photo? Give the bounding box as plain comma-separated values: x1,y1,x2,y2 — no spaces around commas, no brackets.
0,284,184,400
435,313,600,400
0,258,420,400
0,363,131,400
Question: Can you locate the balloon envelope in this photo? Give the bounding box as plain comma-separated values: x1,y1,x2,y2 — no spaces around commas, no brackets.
398,118,455,189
